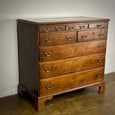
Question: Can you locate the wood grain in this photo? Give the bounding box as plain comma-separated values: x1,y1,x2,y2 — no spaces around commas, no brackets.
20,17,110,25
40,67,104,96
89,22,108,29
17,18,110,111
78,28,108,42
40,24,65,33
38,96,53,111
40,53,105,78
40,40,106,61
94,81,105,93
66,23,88,31
40,31,76,46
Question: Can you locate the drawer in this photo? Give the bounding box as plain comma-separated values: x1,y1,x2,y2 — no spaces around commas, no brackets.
66,23,88,31
40,67,104,96
40,53,105,78
78,29,107,42
40,40,106,61
40,32,76,46
89,22,108,29
40,24,65,33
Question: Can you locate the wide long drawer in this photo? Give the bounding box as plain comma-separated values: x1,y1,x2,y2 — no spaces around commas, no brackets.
40,31,76,46
40,53,105,78
40,40,106,61
40,67,104,96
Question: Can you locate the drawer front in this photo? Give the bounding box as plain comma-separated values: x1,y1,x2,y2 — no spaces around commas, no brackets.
40,67,104,96
40,40,106,61
40,25,65,33
89,22,108,29
40,32,76,46
66,23,88,31
40,53,105,78
78,29,107,42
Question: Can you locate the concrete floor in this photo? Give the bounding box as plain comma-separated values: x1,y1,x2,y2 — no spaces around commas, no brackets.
0,72,115,115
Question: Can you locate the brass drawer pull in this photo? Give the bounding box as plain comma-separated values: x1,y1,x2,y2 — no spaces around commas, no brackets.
44,67,51,72
69,26,74,30
81,35,87,39
97,24,102,28
98,33,104,37
96,73,102,78
66,36,73,40
98,45,103,49
44,37,52,42
45,85,52,90
42,28,50,32
44,52,51,56
79,25,85,30
55,26,63,31
97,58,103,63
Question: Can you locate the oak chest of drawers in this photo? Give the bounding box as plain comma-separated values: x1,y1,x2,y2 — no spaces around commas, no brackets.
17,17,110,111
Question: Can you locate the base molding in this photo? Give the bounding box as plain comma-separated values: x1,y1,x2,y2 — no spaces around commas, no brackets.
18,81,105,111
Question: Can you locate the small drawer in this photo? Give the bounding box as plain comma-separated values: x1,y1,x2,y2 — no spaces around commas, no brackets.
40,31,76,46
89,22,108,29
78,28,107,42
40,40,106,61
66,23,88,31
40,53,105,78
40,25,65,32
40,67,104,96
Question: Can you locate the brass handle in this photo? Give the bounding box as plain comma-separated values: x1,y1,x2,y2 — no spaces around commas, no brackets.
96,73,102,78
98,33,104,37
98,45,103,49
45,85,52,90
69,26,74,30
97,24,102,28
79,25,85,30
43,28,50,32
55,27,63,31
44,67,51,72
81,35,87,39
44,52,51,56
92,32,95,35
97,58,103,63
66,36,73,40
44,37,52,42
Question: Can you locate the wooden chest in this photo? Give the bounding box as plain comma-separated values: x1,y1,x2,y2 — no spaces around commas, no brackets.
17,17,110,111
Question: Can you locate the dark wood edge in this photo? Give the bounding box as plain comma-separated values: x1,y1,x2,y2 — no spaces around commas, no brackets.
38,81,105,99
18,84,38,111
17,19,38,25
18,84,38,100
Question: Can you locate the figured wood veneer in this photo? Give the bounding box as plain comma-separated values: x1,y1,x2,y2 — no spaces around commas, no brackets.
17,17,110,111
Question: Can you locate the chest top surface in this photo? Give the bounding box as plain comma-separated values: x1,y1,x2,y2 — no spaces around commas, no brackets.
18,16,110,24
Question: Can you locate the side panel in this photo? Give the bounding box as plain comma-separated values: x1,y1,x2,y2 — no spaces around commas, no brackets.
17,20,39,96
